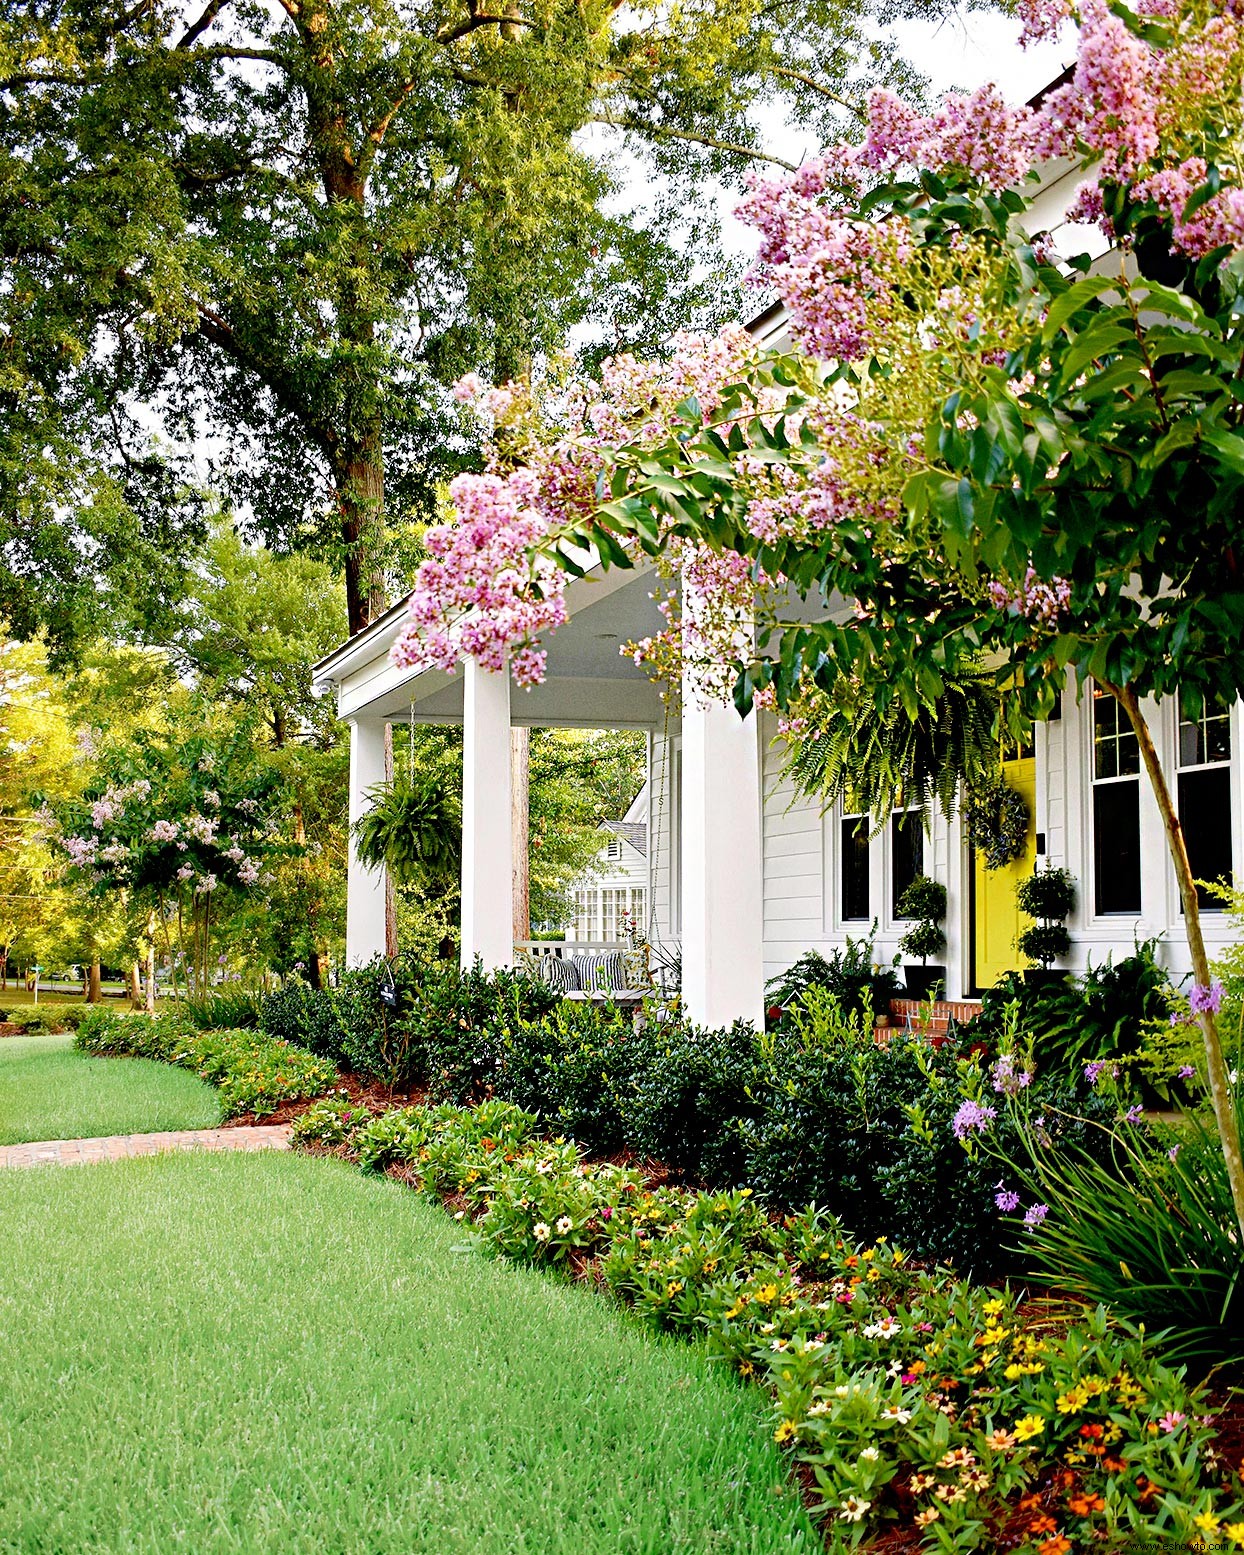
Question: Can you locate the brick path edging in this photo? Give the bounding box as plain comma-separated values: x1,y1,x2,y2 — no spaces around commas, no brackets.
0,1125,292,1170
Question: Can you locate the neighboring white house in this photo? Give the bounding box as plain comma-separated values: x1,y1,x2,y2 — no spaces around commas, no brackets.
312,119,1240,1028
562,786,649,944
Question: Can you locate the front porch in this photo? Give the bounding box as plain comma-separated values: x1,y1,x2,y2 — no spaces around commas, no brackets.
312,563,768,1029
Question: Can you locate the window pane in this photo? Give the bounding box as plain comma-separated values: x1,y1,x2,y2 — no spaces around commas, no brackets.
1179,705,1232,768
1179,767,1231,910
1093,782,1142,914
841,816,870,921
891,811,924,916
1094,691,1139,780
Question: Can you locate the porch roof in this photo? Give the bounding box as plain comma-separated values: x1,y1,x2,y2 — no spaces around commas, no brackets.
311,561,670,729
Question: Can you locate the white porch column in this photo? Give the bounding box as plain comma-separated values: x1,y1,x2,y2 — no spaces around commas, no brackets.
680,687,765,1029
461,658,514,971
346,718,389,966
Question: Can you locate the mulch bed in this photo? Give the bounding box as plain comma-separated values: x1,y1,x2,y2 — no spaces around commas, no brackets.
222,1070,425,1129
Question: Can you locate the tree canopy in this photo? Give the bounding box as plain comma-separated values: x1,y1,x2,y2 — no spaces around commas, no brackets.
1,0,947,640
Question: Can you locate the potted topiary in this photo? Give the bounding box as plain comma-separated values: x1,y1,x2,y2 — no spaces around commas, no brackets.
896,875,947,999
1015,867,1076,988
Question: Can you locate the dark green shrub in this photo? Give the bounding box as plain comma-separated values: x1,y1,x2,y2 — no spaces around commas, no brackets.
623,1019,763,1187
499,1000,640,1155
1015,866,1076,969
184,990,261,1030
260,981,359,1068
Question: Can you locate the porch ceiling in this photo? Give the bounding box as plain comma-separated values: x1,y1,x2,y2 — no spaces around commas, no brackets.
315,564,671,729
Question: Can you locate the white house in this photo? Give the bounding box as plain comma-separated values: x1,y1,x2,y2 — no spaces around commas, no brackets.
561,786,649,944
312,129,1241,1028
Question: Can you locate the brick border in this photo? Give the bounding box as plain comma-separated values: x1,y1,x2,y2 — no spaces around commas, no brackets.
0,1125,292,1170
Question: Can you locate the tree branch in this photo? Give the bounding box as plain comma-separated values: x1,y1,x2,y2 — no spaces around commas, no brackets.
178,0,233,49
768,65,865,120
590,115,798,170
436,12,534,44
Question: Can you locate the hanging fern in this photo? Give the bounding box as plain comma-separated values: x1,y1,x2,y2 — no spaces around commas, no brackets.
784,665,1009,828
352,779,461,890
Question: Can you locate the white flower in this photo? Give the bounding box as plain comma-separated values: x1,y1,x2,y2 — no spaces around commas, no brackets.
880,1406,913,1424
834,1385,852,1398
555,1216,573,1234
533,1222,551,1241
838,1496,872,1523
859,1447,880,1462
864,1317,902,1340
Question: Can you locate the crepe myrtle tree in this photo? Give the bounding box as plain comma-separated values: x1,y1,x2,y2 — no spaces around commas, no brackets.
392,0,1244,1226
43,723,294,998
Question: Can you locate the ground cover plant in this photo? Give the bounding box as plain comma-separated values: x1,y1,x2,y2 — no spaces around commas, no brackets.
296,1097,1244,1552
0,1032,222,1145
74,1007,336,1119
0,1150,819,1555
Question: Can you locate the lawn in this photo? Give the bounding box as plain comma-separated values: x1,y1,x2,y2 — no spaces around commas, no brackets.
0,1150,818,1555
0,1033,222,1145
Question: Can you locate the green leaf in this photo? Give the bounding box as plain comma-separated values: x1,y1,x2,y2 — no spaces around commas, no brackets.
1041,275,1118,342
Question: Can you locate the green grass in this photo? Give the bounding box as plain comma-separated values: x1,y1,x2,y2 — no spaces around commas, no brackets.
0,1152,817,1555
0,1034,223,1144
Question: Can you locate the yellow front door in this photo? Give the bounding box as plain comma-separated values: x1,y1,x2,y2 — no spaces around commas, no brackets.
974,756,1037,990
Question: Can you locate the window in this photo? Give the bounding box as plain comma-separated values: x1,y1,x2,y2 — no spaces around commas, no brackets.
1178,698,1233,910
891,809,924,916
1092,690,1142,915
574,888,599,940
841,812,870,921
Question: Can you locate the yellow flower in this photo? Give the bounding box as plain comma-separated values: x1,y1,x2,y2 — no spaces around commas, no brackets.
1224,1521,1244,1545
982,1298,1006,1316
755,1284,778,1305
860,1248,876,1261
1056,1386,1089,1414
774,1420,797,1443
1014,1415,1046,1442
1194,1511,1221,1535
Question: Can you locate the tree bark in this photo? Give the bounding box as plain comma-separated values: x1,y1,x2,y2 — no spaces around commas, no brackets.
1105,679,1244,1236
128,962,142,1007
511,725,530,944
145,910,158,1014
383,721,399,959
87,953,101,1004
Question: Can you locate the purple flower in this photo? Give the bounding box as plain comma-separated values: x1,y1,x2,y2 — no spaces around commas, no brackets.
1158,1411,1186,1433
1023,1203,1049,1230
1168,1145,1181,1162
991,1054,1033,1096
994,1183,1021,1213
1123,1104,1145,1124
952,1099,998,1142
1084,1060,1105,1085
601,1206,613,1222
1177,1064,1196,1080
1189,980,1224,1016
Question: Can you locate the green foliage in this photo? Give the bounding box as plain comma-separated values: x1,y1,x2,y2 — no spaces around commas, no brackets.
1015,923,1071,969
968,947,1175,1085
765,938,901,1021
74,1007,336,1118
499,999,640,1156
988,1089,1244,1367
288,1091,374,1149
182,991,262,1030
965,778,1031,871
785,662,1006,826
1014,867,1077,925
622,1019,763,1187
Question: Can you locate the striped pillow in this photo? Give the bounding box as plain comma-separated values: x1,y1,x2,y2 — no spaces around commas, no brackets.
571,950,627,994
536,955,580,993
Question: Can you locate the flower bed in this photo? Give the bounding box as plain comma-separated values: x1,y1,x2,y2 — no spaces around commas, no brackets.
290,1095,1244,1552
75,1007,337,1119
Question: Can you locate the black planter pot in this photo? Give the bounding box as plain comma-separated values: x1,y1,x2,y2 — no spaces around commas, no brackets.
903,964,946,1000
1023,968,1069,991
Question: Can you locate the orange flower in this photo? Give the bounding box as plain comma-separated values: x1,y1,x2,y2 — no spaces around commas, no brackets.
1038,1538,1072,1555
1029,1514,1058,1534
1067,1495,1106,1515
1079,1424,1104,1440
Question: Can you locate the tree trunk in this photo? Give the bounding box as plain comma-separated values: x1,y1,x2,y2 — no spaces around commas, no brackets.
87,953,101,1004
511,726,531,944
145,911,157,1015
128,962,142,1007
383,722,399,960
334,433,388,635
1106,679,1244,1237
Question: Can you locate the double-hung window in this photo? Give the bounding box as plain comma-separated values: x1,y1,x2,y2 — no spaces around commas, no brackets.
891,808,924,916
1177,699,1233,910
840,810,871,922
1092,690,1142,915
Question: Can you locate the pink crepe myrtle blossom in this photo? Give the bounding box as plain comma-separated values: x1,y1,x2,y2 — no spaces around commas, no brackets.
988,569,1072,626
176,864,195,882
237,859,260,886
194,873,218,895
149,819,180,843
64,834,99,865
185,814,219,844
